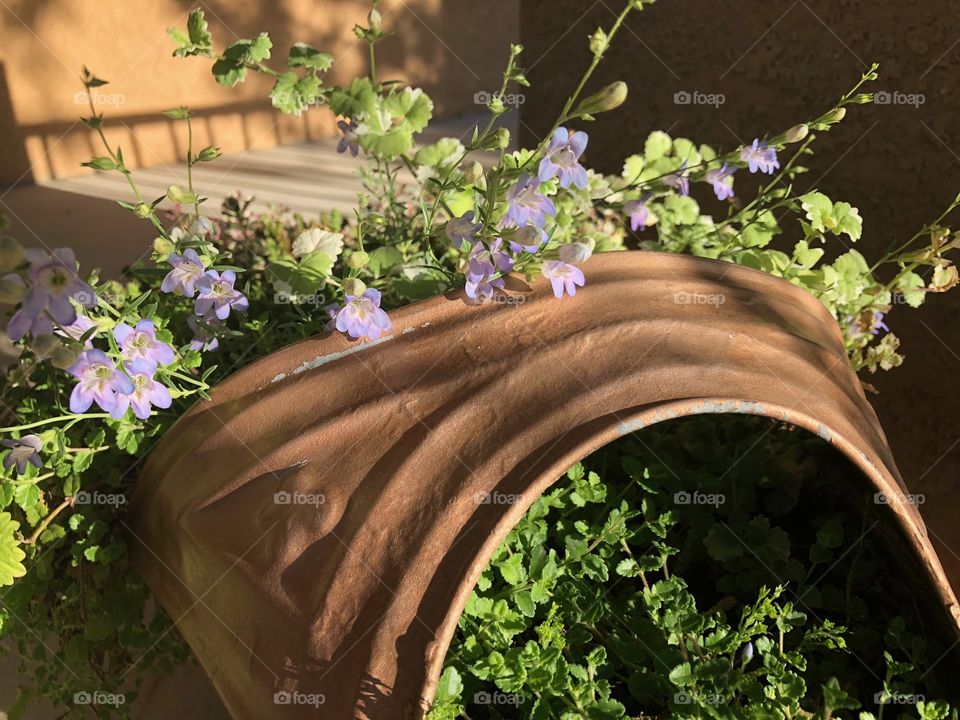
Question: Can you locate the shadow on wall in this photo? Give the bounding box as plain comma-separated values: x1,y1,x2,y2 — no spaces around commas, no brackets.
0,0,519,187
519,0,960,587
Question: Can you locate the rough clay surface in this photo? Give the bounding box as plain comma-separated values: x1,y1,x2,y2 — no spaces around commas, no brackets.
131,251,959,719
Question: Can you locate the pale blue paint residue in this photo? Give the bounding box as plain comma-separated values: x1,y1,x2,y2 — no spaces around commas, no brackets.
270,334,395,384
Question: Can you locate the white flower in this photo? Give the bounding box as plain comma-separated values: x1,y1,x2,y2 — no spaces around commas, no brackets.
292,228,345,260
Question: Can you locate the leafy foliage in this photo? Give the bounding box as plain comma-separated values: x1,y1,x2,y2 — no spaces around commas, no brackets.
429,417,959,719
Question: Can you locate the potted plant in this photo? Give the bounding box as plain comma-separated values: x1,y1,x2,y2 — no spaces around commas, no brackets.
1,1,959,718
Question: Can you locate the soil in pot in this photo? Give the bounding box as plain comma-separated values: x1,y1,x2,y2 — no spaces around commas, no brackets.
428,415,960,719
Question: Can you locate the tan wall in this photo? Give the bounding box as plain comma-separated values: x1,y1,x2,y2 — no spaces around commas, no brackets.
519,0,960,581
0,0,519,185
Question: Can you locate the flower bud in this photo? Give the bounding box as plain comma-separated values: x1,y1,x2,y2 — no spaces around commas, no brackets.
343,278,366,297
824,107,846,124
367,8,382,31
575,81,628,117
134,202,152,219
461,161,484,185
196,146,222,162
560,242,593,264
491,128,510,149
31,334,61,359
589,28,608,56
153,236,175,261
0,273,25,304
51,345,80,370
347,251,370,269
783,124,808,144
0,236,24,271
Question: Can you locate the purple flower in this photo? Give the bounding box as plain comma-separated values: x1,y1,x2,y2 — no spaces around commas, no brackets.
538,127,589,189
334,288,392,341
194,270,249,321
55,313,98,347
113,359,172,420
624,195,656,232
8,248,95,341
337,120,360,156
541,260,585,298
845,310,889,340
663,162,690,196
465,239,514,300
66,349,134,415
872,311,889,335
705,163,736,201
187,313,221,352
114,319,175,369
161,249,206,297
503,174,556,230
446,211,482,250
740,139,780,175
7,309,53,342
1,434,42,475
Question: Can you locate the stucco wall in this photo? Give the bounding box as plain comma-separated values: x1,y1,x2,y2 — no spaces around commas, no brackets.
519,0,960,580
0,0,519,185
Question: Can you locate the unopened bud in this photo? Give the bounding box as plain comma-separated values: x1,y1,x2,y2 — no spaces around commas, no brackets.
783,124,809,144
51,345,79,369
589,28,608,56
0,273,25,304
462,161,484,185
343,278,366,297
491,128,510,149
153,236,175,260
0,237,25,271
560,242,593,264
31,334,61,359
575,81,628,116
134,202,152,219
347,251,370,269
196,146,222,162
824,107,846,124
367,8,382,31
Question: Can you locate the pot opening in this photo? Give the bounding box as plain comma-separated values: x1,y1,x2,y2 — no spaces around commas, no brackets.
427,414,960,719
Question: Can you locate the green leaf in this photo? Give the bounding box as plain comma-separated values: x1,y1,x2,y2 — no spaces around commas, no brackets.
270,72,320,116
169,10,212,58
0,512,26,586
644,130,672,160
288,43,333,71
366,246,404,278
668,661,694,687
896,270,926,307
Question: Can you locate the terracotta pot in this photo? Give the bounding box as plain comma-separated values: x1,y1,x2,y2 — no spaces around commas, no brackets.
130,250,960,719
